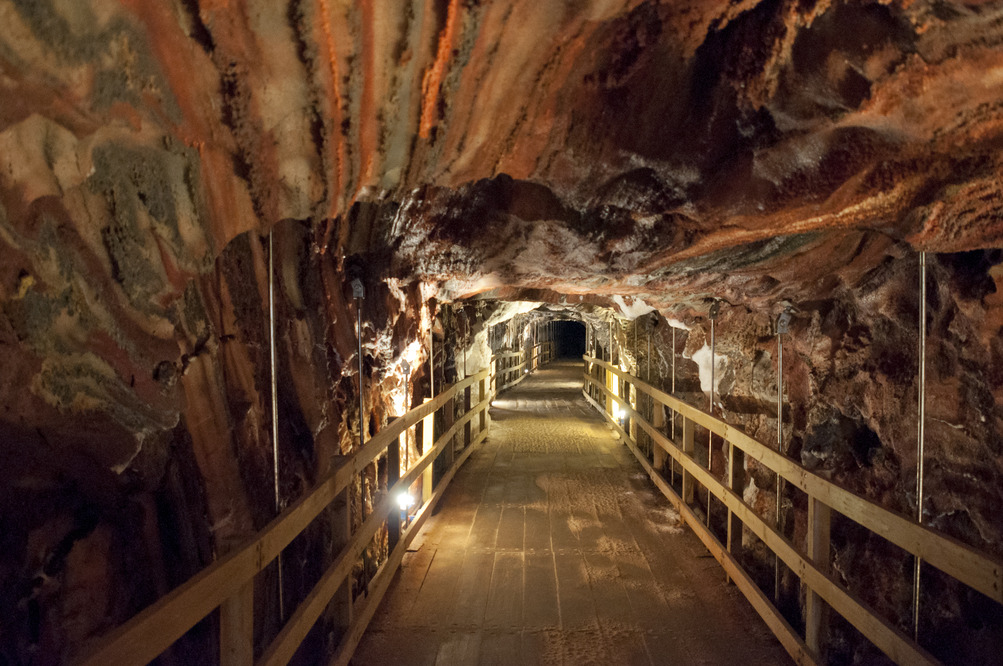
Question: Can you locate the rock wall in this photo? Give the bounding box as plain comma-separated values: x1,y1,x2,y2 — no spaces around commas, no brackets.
603,246,1003,664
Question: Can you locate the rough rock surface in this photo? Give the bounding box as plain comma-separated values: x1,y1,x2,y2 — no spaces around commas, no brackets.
0,1,1001,664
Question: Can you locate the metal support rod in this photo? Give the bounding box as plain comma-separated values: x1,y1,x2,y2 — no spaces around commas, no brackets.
268,230,284,621
429,324,434,398
708,316,715,525
353,280,367,545
775,324,784,602
913,250,927,641
357,306,364,455
647,326,652,459
670,326,676,486
633,321,638,433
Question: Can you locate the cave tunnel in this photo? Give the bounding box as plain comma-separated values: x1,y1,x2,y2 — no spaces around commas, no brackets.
1,2,1003,665
554,320,587,359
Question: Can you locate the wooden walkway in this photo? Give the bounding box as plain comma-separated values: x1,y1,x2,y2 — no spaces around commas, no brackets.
353,361,791,665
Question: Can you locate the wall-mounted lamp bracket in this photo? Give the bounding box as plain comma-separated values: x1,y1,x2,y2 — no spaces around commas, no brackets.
777,310,792,336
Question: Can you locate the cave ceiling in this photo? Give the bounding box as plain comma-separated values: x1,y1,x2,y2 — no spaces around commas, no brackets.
1,0,1002,318
2,0,1003,474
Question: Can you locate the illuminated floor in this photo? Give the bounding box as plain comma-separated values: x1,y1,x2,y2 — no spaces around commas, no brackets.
353,360,790,665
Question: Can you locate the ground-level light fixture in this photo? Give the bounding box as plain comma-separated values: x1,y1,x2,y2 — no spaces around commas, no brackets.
397,492,415,512
398,492,416,528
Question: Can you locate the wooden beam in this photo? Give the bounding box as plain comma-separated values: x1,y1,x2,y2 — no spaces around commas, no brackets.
806,497,831,656
421,409,433,505
652,402,666,471
681,416,695,505
727,442,746,582
387,432,402,552
219,577,253,666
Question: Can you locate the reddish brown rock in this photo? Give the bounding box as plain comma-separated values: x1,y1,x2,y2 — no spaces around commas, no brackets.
0,0,1002,663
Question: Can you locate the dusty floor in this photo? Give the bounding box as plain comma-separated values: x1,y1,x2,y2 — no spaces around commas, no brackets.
353,361,791,665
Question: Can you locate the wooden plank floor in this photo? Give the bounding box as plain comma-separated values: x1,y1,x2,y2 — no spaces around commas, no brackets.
353,361,792,665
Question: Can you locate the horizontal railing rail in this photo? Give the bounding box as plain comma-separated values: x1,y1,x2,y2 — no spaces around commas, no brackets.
582,355,1002,666
492,342,554,394
78,366,499,666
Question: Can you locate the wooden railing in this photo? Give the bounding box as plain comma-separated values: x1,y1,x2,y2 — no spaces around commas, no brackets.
493,341,554,393
79,371,494,665
78,346,558,666
582,355,1002,666
493,350,526,393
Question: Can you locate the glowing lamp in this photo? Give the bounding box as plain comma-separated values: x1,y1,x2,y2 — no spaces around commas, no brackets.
397,492,415,512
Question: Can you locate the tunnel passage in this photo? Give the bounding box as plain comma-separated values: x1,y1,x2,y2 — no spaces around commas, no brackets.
1,2,1003,665
354,361,790,665
553,320,586,359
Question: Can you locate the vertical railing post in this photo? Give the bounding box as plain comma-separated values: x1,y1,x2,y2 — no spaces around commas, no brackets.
806,497,832,656
330,459,353,641
220,556,253,666
605,359,613,417
629,377,637,444
479,376,487,433
445,388,456,467
388,430,402,551
591,359,595,399
652,401,666,472
681,417,695,504
726,441,745,583
463,383,472,448
421,404,434,505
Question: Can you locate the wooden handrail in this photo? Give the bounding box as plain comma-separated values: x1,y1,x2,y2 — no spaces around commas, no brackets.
259,394,492,665
582,355,1003,665
585,377,936,664
581,389,820,666
330,426,488,666
78,367,490,666
584,356,1003,603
